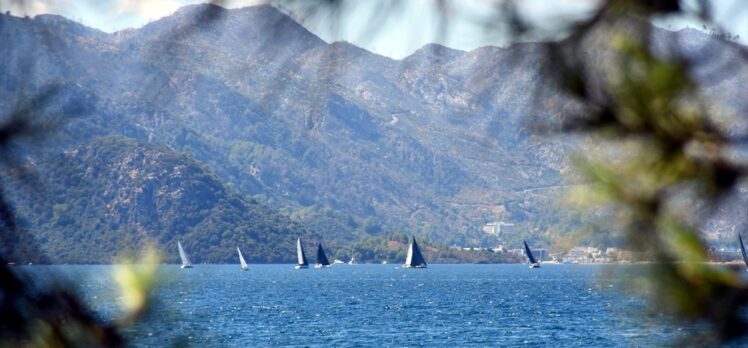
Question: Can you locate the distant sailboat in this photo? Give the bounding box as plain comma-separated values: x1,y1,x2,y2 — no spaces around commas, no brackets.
295,238,309,269
524,240,540,269
237,247,248,271
403,237,427,269
315,243,331,268
739,234,748,270
178,240,193,269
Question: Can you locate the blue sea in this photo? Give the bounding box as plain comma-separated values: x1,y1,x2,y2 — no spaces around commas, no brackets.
23,264,724,347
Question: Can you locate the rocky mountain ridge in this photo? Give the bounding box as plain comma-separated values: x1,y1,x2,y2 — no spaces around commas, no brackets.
0,4,744,262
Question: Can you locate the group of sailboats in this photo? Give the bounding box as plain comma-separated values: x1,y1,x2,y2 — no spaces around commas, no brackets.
177,236,430,270
293,238,350,269
177,235,748,272
178,240,249,271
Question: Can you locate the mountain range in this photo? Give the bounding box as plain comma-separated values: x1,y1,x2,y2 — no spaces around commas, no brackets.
0,4,744,263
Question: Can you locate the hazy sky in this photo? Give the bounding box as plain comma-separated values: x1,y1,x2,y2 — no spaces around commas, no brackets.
1,0,746,59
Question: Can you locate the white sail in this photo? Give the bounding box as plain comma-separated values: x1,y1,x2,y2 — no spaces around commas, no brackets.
178,240,192,268
405,241,414,266
296,238,308,268
237,247,248,271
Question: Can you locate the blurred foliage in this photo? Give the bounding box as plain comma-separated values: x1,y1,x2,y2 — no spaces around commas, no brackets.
1,0,747,346
527,0,748,343
0,1,227,346
114,247,161,325
0,248,160,347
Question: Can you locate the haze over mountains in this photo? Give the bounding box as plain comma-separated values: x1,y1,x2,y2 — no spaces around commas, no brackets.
0,4,744,263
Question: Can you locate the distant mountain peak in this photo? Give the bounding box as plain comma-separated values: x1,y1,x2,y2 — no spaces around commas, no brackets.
415,43,464,55
172,2,227,16
128,3,325,57
402,43,465,66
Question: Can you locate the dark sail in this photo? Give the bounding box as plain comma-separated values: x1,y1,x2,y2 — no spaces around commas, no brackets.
739,234,748,269
404,237,427,268
317,243,330,266
523,240,538,264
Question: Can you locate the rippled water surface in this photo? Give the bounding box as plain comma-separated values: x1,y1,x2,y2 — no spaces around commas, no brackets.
27,264,703,346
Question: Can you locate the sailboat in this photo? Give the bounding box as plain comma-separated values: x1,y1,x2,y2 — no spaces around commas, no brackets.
237,247,249,271
295,238,309,269
523,240,540,269
403,237,427,269
315,243,331,268
178,240,192,269
738,234,748,270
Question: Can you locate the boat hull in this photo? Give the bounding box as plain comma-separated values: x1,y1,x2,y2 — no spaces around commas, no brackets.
529,263,540,269
315,264,330,268
181,265,193,269
295,264,309,269
403,264,427,269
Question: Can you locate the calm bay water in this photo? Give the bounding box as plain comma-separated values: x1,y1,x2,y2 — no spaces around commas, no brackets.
24,264,714,346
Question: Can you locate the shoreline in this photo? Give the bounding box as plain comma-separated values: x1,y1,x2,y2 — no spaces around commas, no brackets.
6,261,707,266
9,260,747,266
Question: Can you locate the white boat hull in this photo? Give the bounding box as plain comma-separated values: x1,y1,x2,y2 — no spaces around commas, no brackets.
315,264,330,268
529,263,540,269
403,264,427,269
181,265,192,269
295,264,309,269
